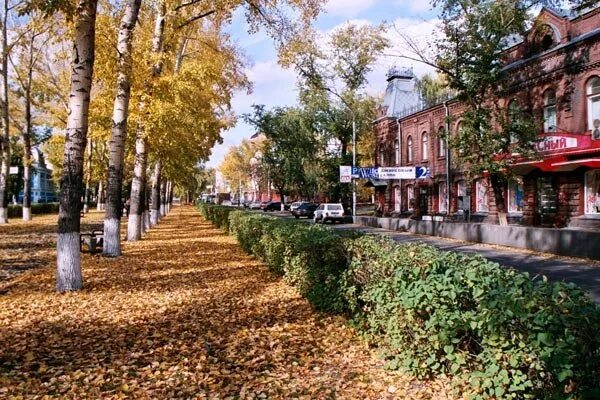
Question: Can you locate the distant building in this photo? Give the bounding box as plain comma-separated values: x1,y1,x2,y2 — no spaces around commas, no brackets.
12,147,58,203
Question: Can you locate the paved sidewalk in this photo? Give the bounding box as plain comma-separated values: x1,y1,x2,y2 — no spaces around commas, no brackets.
335,223,600,304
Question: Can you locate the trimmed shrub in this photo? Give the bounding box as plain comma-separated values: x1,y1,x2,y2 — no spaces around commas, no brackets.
343,235,600,399
8,203,60,218
199,204,600,399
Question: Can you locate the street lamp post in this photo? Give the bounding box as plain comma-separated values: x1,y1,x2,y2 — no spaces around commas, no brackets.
352,115,356,223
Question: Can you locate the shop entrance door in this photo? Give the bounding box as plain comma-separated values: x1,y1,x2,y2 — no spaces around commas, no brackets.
536,176,557,226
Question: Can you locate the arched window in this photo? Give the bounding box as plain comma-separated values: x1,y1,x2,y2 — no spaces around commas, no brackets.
379,146,385,166
406,184,415,211
394,139,399,165
394,185,401,212
587,77,600,139
407,136,413,163
422,132,429,160
438,127,445,158
543,89,557,132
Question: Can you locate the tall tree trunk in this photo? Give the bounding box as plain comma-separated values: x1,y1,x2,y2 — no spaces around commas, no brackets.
56,0,98,292
83,137,92,213
159,179,166,217
96,180,104,211
490,173,507,226
143,179,150,231
126,0,165,241
22,40,33,221
0,0,10,224
150,160,160,226
103,0,142,256
127,131,146,240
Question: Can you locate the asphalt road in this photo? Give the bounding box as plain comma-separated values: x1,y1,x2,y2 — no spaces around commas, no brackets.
255,208,600,304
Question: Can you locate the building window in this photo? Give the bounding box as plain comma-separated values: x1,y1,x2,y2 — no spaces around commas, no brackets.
508,100,520,143
457,180,468,211
475,178,489,213
406,184,414,211
585,170,600,214
379,146,385,166
422,132,428,160
508,177,524,213
587,76,600,139
438,182,448,213
394,140,399,165
407,136,413,163
394,186,401,212
438,127,445,158
543,89,557,132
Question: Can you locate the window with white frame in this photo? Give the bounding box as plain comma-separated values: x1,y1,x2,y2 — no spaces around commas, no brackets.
543,89,557,132
475,178,489,213
379,147,385,166
422,132,429,160
585,170,600,214
438,182,448,213
406,184,415,211
394,186,401,212
457,180,468,211
407,136,413,163
508,177,524,213
588,77,600,140
394,139,399,165
438,127,445,158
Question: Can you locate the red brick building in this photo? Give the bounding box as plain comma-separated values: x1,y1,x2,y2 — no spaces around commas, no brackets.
374,7,600,228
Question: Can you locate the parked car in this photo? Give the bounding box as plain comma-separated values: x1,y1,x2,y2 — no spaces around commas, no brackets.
249,201,262,210
290,201,308,212
291,203,318,219
263,201,281,212
313,203,345,224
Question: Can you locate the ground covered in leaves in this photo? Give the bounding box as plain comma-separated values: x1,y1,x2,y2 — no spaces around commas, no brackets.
0,206,454,399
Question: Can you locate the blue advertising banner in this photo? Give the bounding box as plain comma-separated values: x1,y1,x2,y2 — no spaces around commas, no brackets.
416,166,431,179
352,166,378,179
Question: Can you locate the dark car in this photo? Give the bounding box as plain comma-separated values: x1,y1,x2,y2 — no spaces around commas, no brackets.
262,201,281,211
291,202,318,219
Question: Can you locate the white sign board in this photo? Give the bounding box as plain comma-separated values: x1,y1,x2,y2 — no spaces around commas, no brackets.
377,167,415,180
9,166,18,175
339,165,352,183
535,136,577,152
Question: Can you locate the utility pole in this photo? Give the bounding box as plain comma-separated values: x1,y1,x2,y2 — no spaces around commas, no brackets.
352,115,356,223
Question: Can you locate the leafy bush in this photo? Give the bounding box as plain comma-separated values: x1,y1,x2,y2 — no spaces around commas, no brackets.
8,203,60,218
228,209,354,312
200,204,600,399
343,235,600,399
198,203,235,231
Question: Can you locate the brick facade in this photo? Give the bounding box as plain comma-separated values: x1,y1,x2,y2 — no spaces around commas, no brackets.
373,7,600,228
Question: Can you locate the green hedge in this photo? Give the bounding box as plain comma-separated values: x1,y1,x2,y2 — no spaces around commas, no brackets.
8,203,60,218
199,204,600,399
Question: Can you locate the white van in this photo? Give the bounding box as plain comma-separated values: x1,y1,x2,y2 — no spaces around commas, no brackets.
313,203,345,224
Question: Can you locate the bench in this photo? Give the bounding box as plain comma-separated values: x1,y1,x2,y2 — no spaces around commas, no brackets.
80,230,104,254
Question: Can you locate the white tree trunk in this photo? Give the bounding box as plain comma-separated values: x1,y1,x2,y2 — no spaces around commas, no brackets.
0,0,10,225
96,180,104,211
103,0,141,256
56,0,98,292
127,0,164,240
22,206,32,221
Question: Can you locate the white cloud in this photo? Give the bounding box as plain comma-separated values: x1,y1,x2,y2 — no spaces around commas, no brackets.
324,0,378,17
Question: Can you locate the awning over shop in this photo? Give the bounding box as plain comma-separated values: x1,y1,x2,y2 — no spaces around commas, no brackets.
511,156,600,173
550,158,600,171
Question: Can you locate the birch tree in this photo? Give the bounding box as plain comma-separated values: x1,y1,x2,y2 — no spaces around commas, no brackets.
103,0,142,256
56,0,98,291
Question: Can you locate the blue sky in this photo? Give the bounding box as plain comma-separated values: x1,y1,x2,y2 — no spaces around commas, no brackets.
206,0,440,168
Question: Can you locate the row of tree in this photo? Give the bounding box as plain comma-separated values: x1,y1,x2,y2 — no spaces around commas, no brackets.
0,0,325,291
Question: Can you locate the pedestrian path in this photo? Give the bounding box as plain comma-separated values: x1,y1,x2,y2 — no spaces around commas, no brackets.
0,206,453,399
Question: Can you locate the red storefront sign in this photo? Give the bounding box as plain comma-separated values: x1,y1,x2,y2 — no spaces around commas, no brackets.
535,135,578,152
